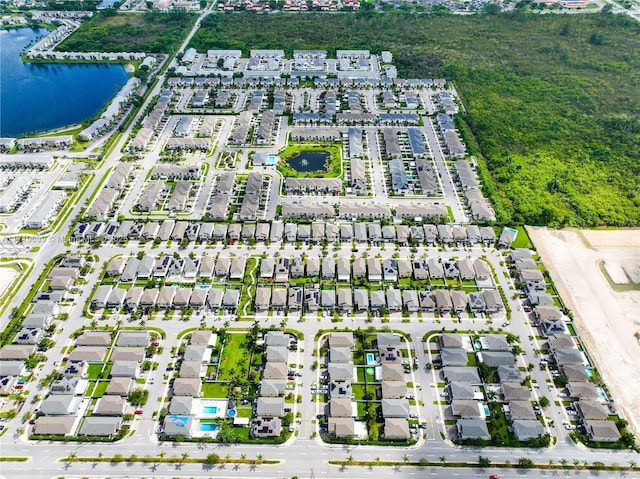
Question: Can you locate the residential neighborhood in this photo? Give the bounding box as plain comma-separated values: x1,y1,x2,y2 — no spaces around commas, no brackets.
0,12,637,479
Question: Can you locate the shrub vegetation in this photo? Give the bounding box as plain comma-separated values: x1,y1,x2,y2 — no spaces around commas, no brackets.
190,11,640,227
58,11,196,53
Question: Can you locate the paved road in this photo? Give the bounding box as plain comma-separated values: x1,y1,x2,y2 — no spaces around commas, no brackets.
2,240,639,479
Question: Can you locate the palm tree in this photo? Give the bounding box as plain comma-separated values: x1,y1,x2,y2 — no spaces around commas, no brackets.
225,453,231,462
439,456,446,464
548,459,554,466
159,451,166,458
402,454,409,463
98,452,103,459
181,452,189,463
375,456,380,463
240,453,246,460
346,455,354,464
629,460,637,470
573,459,580,467
67,452,77,462
256,453,264,463
560,458,568,467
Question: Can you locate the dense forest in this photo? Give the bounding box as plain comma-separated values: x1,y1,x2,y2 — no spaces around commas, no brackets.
190,11,640,227
57,11,196,53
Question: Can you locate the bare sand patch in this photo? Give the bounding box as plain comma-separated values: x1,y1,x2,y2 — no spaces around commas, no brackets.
580,229,640,249
603,262,630,284
527,227,640,436
0,268,19,300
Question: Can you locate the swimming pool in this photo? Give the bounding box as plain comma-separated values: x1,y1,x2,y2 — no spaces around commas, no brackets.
584,368,594,377
228,409,237,418
199,423,220,432
597,388,607,401
366,353,376,365
474,341,483,350
198,399,228,418
482,404,490,417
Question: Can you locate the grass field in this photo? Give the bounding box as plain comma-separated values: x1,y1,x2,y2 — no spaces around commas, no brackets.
201,382,229,398
217,333,251,381
190,11,640,227
58,11,196,53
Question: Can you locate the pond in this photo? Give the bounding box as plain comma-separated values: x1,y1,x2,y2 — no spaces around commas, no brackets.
286,151,330,173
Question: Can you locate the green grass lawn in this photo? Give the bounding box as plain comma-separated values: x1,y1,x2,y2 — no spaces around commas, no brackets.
86,363,104,380
366,385,380,397
352,384,366,400
511,226,533,249
467,353,478,366
201,382,229,398
92,381,109,398
217,333,251,381
236,406,252,418
85,381,96,397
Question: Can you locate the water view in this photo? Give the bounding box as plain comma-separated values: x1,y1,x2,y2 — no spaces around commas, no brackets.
286,151,330,173
0,27,129,137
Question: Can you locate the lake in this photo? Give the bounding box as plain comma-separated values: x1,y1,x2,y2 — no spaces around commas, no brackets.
286,151,330,173
0,27,129,137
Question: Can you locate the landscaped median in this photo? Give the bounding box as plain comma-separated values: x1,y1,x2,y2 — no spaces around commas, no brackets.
60,453,279,466
328,456,640,473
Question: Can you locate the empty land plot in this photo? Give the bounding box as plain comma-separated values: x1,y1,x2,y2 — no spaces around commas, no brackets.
527,227,640,436
57,11,196,53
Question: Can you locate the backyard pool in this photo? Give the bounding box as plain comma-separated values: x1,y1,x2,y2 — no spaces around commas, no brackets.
474,341,483,350
482,404,490,417
199,399,228,418
366,353,376,365
597,388,607,401
584,368,594,377
199,423,220,432
228,409,237,418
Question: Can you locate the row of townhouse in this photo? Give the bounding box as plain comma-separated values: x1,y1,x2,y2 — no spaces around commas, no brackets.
254,285,502,315
91,285,240,312
259,255,493,283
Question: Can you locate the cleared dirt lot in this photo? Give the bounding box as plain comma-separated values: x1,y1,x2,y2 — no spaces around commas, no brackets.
527,227,640,436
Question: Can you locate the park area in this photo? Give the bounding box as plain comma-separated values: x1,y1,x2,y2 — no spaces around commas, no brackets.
527,227,640,437
277,143,342,178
